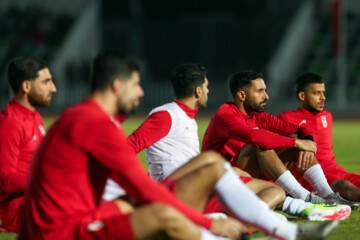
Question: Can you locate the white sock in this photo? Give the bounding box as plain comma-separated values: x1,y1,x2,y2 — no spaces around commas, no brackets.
275,170,310,200
282,196,313,216
303,164,334,198
213,162,298,239
274,223,298,240
200,228,229,240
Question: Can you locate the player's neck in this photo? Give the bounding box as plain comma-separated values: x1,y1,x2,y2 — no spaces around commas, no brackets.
176,98,198,110
13,94,36,111
235,99,253,115
91,92,117,116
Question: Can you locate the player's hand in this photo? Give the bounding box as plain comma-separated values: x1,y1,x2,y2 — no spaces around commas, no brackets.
210,217,246,239
296,151,315,171
294,139,317,154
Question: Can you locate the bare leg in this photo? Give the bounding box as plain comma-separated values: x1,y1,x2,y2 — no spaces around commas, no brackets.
331,179,360,201
245,178,286,210
168,150,222,180
113,199,134,214
169,150,285,210
131,203,202,240
169,151,227,211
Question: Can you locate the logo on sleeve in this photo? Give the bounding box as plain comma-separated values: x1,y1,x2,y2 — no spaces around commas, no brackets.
86,220,104,232
299,120,306,126
321,116,328,128
39,125,46,136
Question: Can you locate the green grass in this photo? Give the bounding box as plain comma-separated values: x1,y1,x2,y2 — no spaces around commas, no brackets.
2,117,360,239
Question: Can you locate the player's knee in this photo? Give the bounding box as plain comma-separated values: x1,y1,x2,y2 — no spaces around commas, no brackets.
200,150,224,164
152,204,179,222
271,185,286,201
151,204,184,229
232,167,251,177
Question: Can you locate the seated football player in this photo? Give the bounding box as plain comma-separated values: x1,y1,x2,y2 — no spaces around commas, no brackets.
278,72,360,207
0,56,56,231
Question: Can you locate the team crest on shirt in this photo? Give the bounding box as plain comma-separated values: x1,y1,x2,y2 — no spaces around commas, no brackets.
321,116,328,128
299,120,306,126
39,125,46,136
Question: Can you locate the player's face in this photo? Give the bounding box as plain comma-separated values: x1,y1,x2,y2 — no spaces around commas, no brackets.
301,83,326,113
245,78,269,112
117,71,144,115
197,77,209,109
28,68,57,108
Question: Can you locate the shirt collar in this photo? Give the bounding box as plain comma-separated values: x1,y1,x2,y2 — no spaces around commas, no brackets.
174,100,198,119
228,102,253,120
9,99,37,117
297,107,322,116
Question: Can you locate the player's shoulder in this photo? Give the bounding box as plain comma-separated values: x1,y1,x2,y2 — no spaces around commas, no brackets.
217,102,237,113
278,109,300,120
149,102,175,114
0,112,23,136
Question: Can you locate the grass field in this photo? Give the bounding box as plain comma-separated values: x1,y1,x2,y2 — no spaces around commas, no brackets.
2,117,360,239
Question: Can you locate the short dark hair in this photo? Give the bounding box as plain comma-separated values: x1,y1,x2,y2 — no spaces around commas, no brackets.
90,52,139,93
229,70,263,98
7,56,48,94
295,73,324,99
170,63,207,99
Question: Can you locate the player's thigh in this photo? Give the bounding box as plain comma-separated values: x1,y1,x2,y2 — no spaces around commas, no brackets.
168,150,222,180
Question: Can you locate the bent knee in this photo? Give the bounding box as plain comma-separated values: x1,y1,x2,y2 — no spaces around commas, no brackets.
200,150,226,164
232,167,251,177
151,204,182,222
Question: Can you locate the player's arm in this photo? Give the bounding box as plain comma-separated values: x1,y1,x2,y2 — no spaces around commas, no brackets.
127,111,171,153
214,112,296,149
0,119,27,193
260,112,314,140
277,112,316,167
85,120,213,229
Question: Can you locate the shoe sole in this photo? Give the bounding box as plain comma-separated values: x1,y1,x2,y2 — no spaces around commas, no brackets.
308,208,351,221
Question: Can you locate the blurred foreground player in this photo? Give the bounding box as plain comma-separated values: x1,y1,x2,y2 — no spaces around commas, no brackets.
20,53,245,240
278,73,360,206
0,56,56,231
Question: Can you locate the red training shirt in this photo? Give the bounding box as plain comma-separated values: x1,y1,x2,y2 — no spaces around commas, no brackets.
202,102,313,162
22,99,211,238
0,99,45,203
278,107,335,171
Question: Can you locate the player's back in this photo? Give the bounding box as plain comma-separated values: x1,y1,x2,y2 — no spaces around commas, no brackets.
22,99,112,237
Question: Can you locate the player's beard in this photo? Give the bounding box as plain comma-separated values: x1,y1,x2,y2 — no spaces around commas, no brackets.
305,98,324,113
246,98,267,113
117,97,140,116
197,98,207,109
28,91,51,108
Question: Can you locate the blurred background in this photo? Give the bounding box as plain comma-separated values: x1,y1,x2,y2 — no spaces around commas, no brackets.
0,0,359,117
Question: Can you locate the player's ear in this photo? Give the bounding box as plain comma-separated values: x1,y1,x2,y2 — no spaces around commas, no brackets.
21,80,32,94
112,78,123,93
298,91,305,101
237,90,246,101
195,86,202,98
